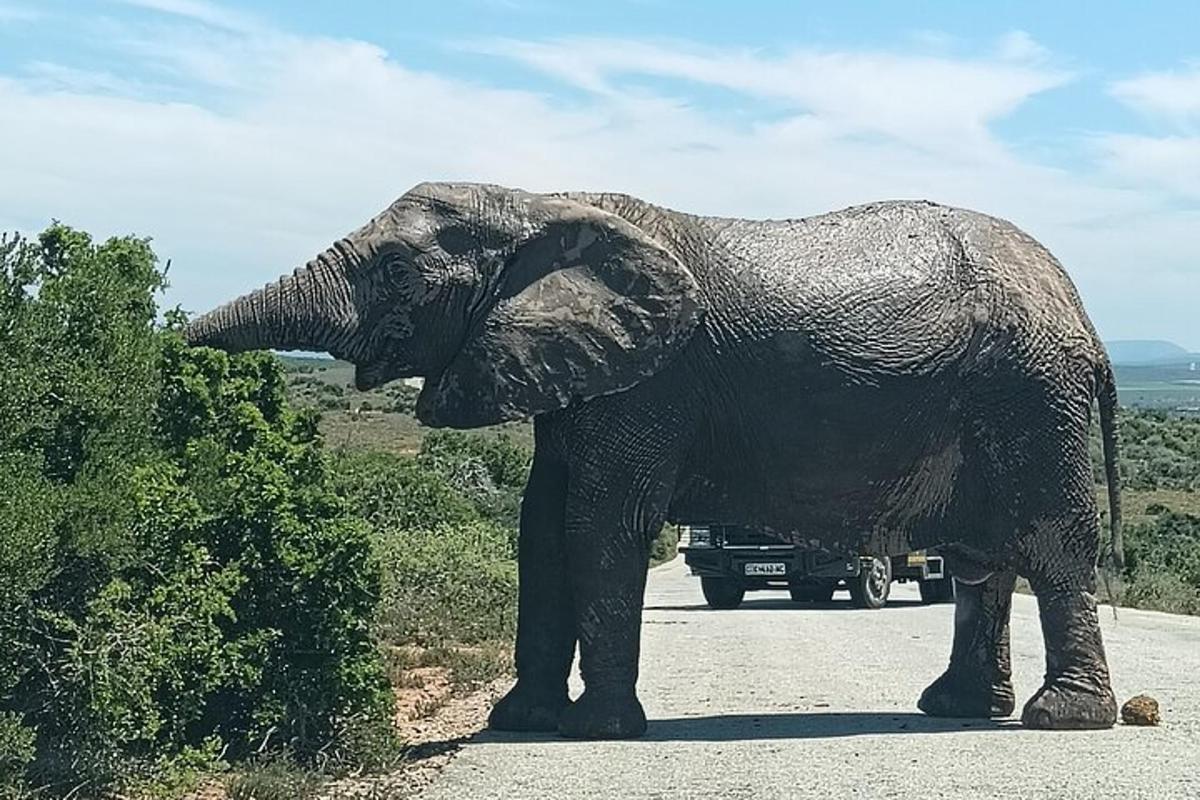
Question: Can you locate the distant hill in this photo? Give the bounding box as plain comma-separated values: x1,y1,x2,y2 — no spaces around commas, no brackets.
1106,340,1198,366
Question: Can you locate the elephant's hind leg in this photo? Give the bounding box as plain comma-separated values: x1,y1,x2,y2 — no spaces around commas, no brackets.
488,424,575,732
1020,511,1117,730
1015,411,1117,729
919,570,1017,718
1022,579,1117,729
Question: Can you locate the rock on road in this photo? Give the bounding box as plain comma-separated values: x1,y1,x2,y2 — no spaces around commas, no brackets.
419,558,1200,799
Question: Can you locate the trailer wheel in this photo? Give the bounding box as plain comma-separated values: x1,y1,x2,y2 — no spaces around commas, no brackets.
919,576,956,604
849,555,891,609
789,582,835,603
701,577,745,609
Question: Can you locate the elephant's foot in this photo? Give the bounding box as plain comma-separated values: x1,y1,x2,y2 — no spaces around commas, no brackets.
918,669,1015,718
1021,678,1117,730
488,681,569,732
557,690,646,739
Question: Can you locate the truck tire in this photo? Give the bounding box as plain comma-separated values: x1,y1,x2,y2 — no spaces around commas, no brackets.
701,577,745,610
919,576,956,604
789,582,835,603
849,555,891,609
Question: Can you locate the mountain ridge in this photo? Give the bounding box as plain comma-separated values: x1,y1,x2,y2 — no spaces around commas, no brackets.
1106,339,1198,366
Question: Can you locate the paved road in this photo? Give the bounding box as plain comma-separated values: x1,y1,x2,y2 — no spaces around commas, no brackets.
421,558,1200,799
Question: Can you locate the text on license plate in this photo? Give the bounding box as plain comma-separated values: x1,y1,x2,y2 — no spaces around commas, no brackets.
744,562,787,576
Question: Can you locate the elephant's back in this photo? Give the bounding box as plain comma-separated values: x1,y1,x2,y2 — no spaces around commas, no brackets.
697,202,984,377
695,201,1102,380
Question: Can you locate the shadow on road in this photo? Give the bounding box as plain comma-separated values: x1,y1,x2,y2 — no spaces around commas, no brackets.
645,598,930,612
640,711,1016,740
474,712,1016,745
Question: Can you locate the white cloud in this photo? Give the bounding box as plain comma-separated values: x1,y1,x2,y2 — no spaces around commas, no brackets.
1110,63,1200,126
1097,134,1200,199
467,37,1072,159
0,9,1195,347
994,30,1050,64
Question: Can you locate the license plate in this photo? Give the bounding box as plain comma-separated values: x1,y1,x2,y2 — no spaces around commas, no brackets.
744,562,787,576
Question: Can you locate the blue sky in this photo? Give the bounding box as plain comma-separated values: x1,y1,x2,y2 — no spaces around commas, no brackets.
1,0,1197,347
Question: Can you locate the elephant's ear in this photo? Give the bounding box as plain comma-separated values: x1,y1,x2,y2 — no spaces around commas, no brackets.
416,199,704,428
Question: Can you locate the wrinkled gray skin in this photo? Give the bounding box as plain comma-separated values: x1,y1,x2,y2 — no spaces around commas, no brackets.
188,183,1124,738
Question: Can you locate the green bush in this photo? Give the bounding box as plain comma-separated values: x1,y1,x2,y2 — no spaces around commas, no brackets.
386,384,420,415
331,442,522,682
332,450,481,532
0,227,392,795
226,756,320,800
418,430,531,534
1110,409,1200,491
1122,508,1200,614
375,521,518,647
1123,571,1200,616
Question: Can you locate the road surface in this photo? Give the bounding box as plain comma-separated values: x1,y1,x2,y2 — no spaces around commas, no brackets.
420,558,1200,799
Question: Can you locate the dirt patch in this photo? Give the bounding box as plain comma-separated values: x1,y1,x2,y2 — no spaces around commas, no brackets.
393,667,454,730
323,678,509,799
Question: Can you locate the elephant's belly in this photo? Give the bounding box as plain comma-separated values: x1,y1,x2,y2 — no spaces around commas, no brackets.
670,376,966,556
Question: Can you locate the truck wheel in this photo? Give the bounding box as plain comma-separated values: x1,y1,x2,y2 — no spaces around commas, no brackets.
919,577,955,604
849,555,891,609
789,582,835,603
701,577,745,609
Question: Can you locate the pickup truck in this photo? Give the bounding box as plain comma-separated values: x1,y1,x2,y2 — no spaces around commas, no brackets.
678,523,954,610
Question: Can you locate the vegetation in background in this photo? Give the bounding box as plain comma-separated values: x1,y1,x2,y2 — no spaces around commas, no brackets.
1115,410,1200,491
1121,507,1200,614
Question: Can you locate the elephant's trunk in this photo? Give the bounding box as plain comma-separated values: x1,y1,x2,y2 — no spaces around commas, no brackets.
186,240,362,358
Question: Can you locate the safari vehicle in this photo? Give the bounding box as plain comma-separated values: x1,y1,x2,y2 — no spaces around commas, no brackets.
678,523,954,610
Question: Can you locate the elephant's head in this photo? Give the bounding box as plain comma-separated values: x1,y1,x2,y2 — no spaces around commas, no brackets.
186,183,704,427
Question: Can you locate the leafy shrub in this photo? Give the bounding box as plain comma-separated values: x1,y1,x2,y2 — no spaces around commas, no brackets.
0,227,392,795
226,756,320,800
1107,409,1200,491
1123,571,1200,616
331,450,481,532
386,384,420,415
331,442,522,683
375,522,518,647
1122,508,1200,614
418,430,531,535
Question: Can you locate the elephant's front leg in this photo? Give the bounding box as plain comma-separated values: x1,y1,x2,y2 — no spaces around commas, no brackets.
555,500,655,739
919,570,1017,718
488,443,576,732
555,431,678,739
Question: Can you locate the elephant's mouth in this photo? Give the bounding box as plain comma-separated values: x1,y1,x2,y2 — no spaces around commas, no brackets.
354,357,412,391
354,354,443,394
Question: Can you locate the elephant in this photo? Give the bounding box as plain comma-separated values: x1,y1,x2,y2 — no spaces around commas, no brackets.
187,182,1124,738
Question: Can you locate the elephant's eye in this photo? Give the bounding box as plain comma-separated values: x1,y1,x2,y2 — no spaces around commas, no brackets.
436,226,475,256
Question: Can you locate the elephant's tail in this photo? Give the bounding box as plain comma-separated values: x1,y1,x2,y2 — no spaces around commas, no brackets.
1097,359,1125,575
